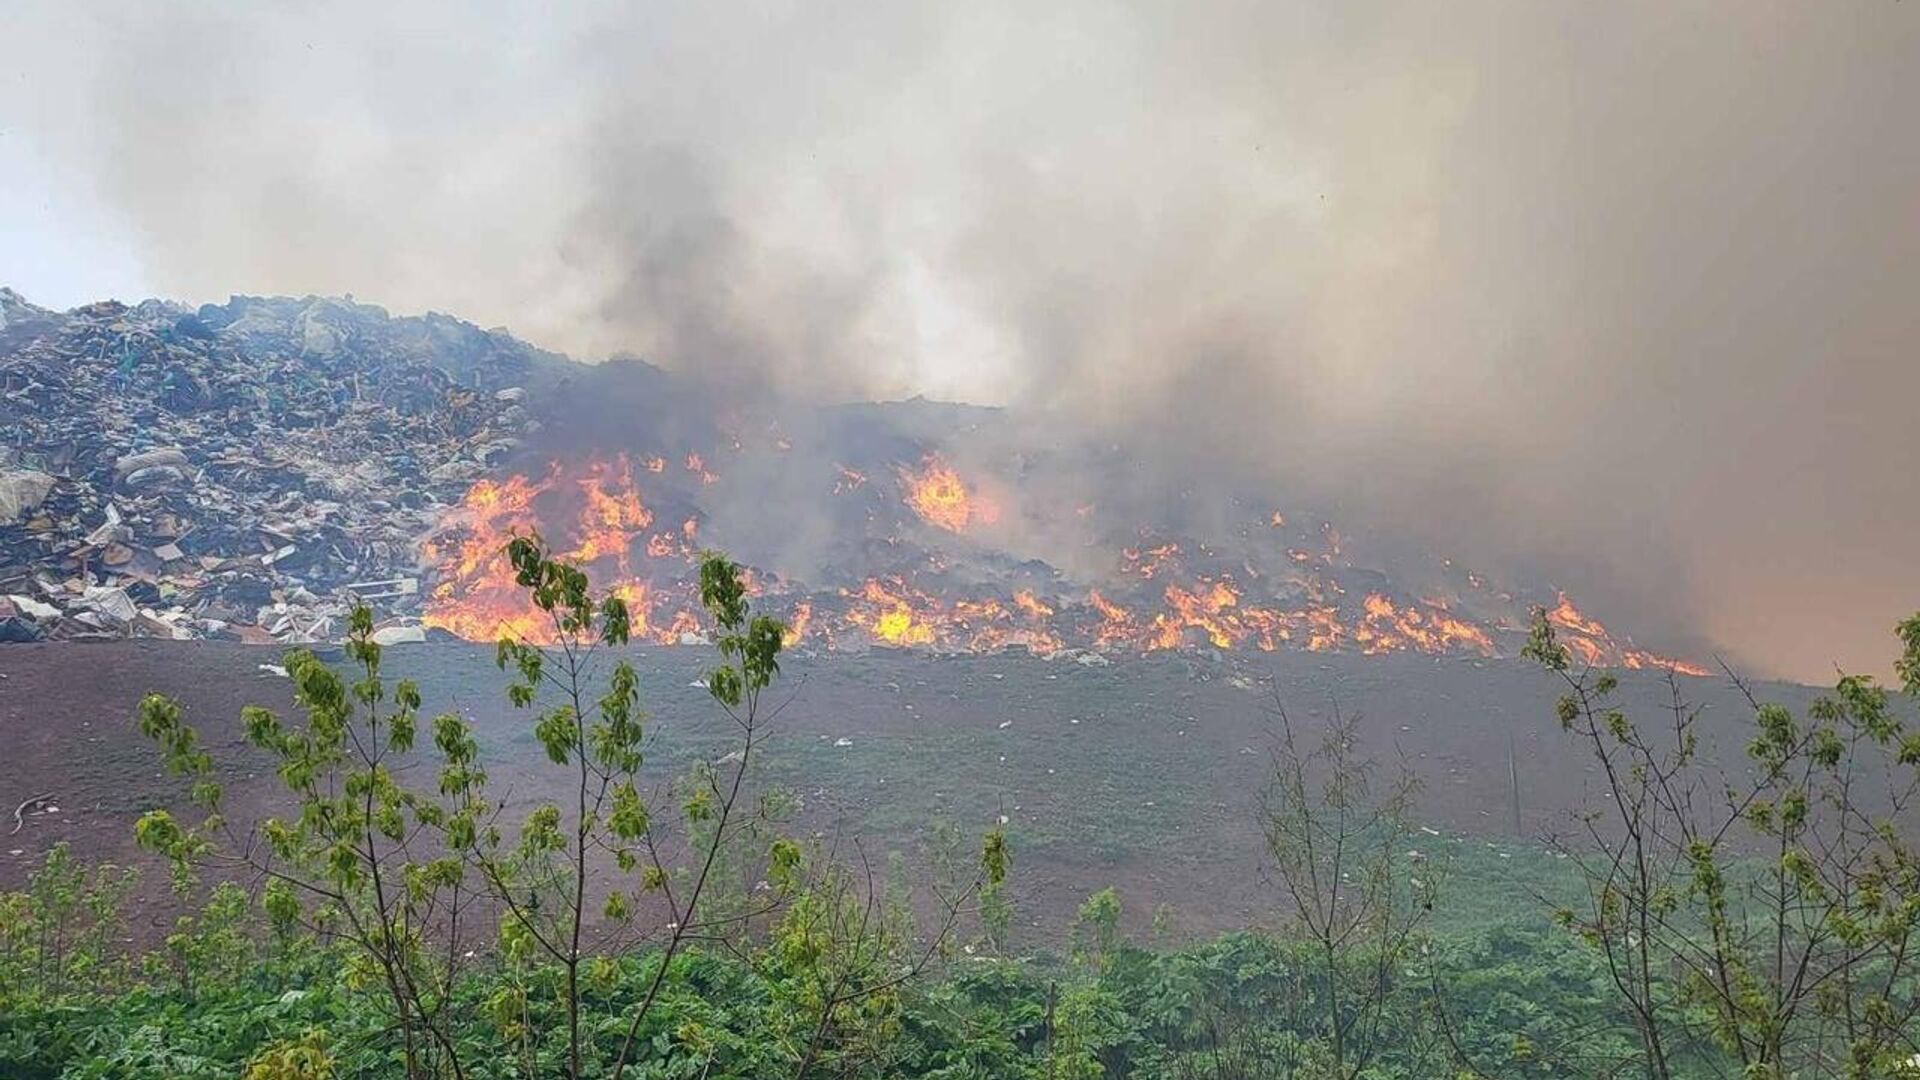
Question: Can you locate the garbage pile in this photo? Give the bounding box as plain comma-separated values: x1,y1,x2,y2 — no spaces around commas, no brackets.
0,288,552,643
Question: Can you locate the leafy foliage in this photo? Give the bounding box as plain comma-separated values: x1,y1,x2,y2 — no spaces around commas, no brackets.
106,541,1006,1080
8,561,1920,1078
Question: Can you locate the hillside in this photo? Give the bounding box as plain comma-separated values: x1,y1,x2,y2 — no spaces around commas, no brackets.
0,638,1818,940
2,290,1702,676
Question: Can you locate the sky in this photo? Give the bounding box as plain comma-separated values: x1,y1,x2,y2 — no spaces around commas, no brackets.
3,1,1918,681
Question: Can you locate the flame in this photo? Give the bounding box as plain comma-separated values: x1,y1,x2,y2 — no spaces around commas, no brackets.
417,451,1708,675
1087,589,1139,648
849,579,939,646
1352,592,1495,656
1013,590,1054,619
1124,542,1181,579
685,453,717,485
567,454,653,569
835,578,1062,653
1546,593,1711,676
899,455,995,532
783,601,813,647
422,457,702,645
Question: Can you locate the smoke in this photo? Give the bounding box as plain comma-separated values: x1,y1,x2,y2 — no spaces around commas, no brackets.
7,1,1919,680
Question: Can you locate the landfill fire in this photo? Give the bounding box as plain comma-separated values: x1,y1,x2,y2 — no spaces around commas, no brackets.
419,455,706,645
0,291,1707,676
898,454,995,532
418,447,1708,676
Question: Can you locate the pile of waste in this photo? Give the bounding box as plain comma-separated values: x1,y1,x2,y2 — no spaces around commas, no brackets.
1,287,1708,671
0,288,549,643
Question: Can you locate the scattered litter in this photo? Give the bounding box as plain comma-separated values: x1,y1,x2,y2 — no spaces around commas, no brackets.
11,793,54,835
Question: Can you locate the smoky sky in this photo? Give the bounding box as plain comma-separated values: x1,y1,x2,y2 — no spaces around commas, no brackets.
6,1,1919,681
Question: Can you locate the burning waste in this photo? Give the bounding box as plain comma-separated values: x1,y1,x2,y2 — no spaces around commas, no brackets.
414,449,1704,674
0,288,1706,675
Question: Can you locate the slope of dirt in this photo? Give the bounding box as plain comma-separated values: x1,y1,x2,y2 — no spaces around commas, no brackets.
0,642,1824,940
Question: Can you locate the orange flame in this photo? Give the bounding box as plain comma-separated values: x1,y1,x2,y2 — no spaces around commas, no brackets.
1546,593,1710,676
422,457,703,645
417,453,1708,674
685,453,717,485
898,455,995,532
783,601,813,647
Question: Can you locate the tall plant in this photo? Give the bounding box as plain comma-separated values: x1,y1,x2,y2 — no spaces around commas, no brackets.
1525,609,1920,1079
137,607,477,1079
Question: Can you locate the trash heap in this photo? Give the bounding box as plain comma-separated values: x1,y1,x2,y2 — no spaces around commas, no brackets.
0,288,551,643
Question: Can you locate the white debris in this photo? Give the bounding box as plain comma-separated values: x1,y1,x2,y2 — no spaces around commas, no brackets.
0,470,55,525
7,594,60,621
346,577,420,599
79,585,138,623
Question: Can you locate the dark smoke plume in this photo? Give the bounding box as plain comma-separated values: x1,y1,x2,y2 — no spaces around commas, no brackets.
8,1,1919,680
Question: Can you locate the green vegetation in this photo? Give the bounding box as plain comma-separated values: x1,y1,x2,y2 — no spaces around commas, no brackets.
3,553,1920,1078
